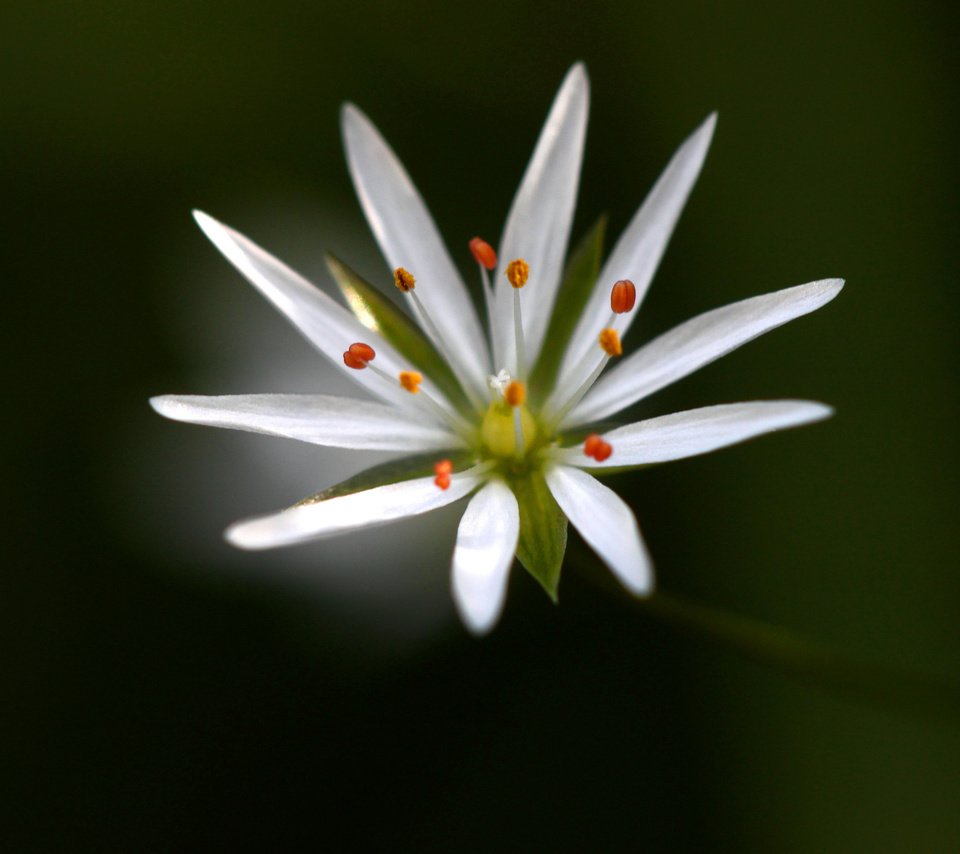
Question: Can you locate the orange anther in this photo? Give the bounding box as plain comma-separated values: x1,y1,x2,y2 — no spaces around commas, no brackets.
504,380,526,407
469,237,497,271
598,327,622,357
343,341,376,369
583,433,613,462
610,279,637,314
394,267,416,292
399,370,423,393
434,458,453,490
505,258,529,289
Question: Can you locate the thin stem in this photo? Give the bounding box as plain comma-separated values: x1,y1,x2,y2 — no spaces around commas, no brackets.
546,352,610,430
366,362,472,438
569,547,960,725
480,265,499,368
513,288,526,380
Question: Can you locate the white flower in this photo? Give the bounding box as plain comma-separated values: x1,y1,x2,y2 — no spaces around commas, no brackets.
151,64,842,634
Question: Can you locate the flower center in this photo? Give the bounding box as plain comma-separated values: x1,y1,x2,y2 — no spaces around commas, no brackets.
481,398,538,459
344,248,641,479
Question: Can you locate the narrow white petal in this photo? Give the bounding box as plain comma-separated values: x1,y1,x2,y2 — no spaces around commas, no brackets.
341,105,490,395
226,467,483,550
451,480,519,635
556,401,833,468
558,114,716,380
564,278,844,426
494,63,589,372
193,211,451,416
150,393,460,451
545,465,653,596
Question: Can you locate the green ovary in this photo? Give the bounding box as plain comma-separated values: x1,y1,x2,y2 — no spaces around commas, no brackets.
481,401,539,459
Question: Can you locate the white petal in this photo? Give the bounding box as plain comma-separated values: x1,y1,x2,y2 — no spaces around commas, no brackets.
555,401,833,468
558,114,716,380
341,105,490,397
545,465,653,596
494,63,589,372
193,211,451,416
150,393,460,451
564,278,844,426
226,467,483,550
451,480,519,635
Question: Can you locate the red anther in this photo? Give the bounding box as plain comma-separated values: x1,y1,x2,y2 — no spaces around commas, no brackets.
610,279,637,314
469,237,497,271
343,342,376,369
434,458,453,489
583,433,613,462
593,440,613,462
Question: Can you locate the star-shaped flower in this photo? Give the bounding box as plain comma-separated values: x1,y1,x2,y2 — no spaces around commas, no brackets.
151,64,842,634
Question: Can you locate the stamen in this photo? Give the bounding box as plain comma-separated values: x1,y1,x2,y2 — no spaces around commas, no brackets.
546,281,636,423
394,264,485,411
347,344,470,437
399,371,423,394
610,279,637,314
474,238,500,363
394,266,416,292
505,258,529,379
505,259,529,288
342,341,376,369
504,380,526,408
469,237,497,271
601,279,639,334
434,458,453,490
546,330,625,428
598,328,622,357
583,433,613,462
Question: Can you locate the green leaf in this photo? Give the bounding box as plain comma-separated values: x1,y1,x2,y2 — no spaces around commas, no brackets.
529,215,607,404
510,471,568,601
294,449,476,507
325,253,471,413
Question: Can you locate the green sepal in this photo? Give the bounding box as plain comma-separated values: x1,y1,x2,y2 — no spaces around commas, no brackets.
529,215,607,404
509,471,568,602
294,449,477,507
325,253,471,413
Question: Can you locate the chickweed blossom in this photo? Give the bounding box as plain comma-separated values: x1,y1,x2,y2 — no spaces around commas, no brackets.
152,64,842,634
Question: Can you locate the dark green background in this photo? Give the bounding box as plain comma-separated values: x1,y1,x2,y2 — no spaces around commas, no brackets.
3,1,958,850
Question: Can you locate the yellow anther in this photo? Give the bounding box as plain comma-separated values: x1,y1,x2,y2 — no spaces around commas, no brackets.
399,371,423,393
505,258,529,289
394,267,416,292
598,327,622,357
504,380,526,407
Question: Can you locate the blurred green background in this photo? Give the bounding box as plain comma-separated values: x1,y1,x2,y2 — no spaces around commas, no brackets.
3,0,958,850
